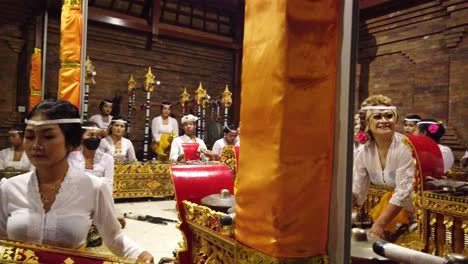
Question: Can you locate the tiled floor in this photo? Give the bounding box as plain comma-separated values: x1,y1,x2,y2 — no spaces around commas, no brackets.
86,199,182,262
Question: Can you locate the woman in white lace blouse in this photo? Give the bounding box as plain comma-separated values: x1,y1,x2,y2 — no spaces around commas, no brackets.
0,99,153,263
99,117,136,164
352,95,415,239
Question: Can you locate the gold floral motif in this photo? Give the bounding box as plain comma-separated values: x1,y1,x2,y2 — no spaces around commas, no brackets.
182,201,328,263
420,193,468,218
194,83,209,107
85,56,96,85
219,146,237,177
221,85,232,108
236,242,328,264
179,87,190,107
144,67,155,92
191,225,235,264
63,257,75,264
0,240,134,263
443,216,454,255
113,164,174,198
127,74,137,95
63,0,81,7
183,201,234,238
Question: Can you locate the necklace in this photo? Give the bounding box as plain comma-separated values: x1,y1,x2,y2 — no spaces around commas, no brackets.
13,150,23,161
39,182,63,208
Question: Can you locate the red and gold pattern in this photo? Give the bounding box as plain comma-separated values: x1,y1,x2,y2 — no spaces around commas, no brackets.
0,239,135,264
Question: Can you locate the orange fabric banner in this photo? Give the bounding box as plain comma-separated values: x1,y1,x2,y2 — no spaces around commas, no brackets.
29,48,42,111
58,67,81,107
58,2,82,109
235,0,339,258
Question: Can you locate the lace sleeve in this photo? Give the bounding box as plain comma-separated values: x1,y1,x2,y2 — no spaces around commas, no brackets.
93,180,144,259
0,179,8,237
389,146,415,208
352,151,370,206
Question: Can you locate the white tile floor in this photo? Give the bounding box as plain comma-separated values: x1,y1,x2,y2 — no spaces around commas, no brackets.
114,199,182,261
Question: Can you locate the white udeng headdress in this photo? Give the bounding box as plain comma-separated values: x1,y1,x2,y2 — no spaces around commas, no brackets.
224,125,238,133
181,114,199,125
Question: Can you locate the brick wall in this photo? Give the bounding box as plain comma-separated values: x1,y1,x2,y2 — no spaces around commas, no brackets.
357,0,468,156
44,19,234,158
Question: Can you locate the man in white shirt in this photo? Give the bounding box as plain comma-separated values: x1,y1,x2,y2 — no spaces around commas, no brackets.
169,115,216,162
211,124,239,159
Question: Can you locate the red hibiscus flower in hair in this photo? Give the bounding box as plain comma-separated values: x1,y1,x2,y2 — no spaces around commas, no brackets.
356,131,369,144
428,124,439,134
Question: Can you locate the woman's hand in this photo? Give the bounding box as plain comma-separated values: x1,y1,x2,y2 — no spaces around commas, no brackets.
369,223,385,239
137,251,154,263
203,150,217,159
117,216,126,229
177,153,185,162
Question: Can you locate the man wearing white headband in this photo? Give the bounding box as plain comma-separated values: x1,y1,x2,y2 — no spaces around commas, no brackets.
89,99,113,129
211,124,239,158
352,95,415,240
169,114,216,162
0,124,31,170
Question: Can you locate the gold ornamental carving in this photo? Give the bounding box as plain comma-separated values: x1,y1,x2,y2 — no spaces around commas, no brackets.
420,193,468,218
0,239,135,263
144,67,155,92
183,201,233,238
127,74,137,95
113,163,174,199
85,56,96,85
179,87,191,107
221,85,232,108
220,146,237,176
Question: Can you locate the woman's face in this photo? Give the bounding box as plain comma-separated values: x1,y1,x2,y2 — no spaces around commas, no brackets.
224,131,238,145
82,128,102,141
413,126,424,136
24,114,68,168
9,132,23,147
161,106,171,118
403,121,417,135
101,103,113,115
111,122,126,137
368,110,396,137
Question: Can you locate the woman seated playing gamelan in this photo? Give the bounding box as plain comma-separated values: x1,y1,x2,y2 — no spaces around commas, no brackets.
151,102,179,144
352,95,415,240
68,121,114,189
169,114,216,162
151,102,179,160
89,100,113,129
211,124,239,160
0,124,32,170
413,119,454,173
99,117,137,164
0,99,153,263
